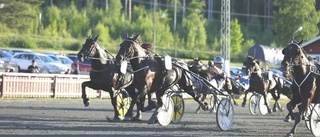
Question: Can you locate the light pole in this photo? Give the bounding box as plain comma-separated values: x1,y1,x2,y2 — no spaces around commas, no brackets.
38,13,42,35
153,0,157,52
174,0,177,57
292,26,302,40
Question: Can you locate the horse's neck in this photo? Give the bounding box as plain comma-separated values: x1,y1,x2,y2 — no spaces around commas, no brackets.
130,46,149,71
91,46,110,69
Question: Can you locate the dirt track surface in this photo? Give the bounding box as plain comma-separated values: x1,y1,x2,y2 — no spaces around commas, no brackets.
0,99,313,137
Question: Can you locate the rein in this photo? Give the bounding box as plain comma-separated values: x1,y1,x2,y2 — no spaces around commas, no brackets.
91,65,111,72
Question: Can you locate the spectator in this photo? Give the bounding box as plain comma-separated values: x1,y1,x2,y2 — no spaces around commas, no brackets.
65,69,72,74
5,66,14,72
73,64,80,75
27,59,40,73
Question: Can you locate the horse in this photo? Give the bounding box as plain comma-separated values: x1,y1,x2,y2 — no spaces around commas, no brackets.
187,58,245,113
77,35,136,121
281,40,320,137
115,34,209,123
241,56,291,113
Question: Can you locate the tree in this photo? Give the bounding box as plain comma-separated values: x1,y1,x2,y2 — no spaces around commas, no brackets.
230,18,244,55
179,0,207,49
0,0,43,33
273,0,320,46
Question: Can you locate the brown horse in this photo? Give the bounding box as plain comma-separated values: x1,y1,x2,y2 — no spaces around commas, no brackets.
115,34,209,123
242,56,291,113
187,59,244,113
281,40,320,137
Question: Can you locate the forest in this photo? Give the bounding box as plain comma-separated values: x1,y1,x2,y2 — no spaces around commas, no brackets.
0,0,319,62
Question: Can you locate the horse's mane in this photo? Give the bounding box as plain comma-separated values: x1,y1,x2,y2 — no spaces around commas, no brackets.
141,43,153,55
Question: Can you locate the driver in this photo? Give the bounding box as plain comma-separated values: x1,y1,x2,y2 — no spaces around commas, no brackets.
209,56,230,90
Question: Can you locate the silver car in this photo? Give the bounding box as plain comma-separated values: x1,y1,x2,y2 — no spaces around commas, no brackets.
10,52,68,73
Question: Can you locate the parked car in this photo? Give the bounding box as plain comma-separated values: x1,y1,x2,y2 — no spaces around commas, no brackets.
71,59,91,74
10,52,68,74
0,50,13,62
48,55,74,69
11,49,32,55
66,53,78,62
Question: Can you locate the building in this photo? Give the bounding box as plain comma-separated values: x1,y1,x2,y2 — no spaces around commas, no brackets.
302,35,320,62
247,44,283,66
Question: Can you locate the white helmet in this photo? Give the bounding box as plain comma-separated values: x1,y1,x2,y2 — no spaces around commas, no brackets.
214,56,224,64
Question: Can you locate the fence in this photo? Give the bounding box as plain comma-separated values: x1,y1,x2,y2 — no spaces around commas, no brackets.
0,73,110,98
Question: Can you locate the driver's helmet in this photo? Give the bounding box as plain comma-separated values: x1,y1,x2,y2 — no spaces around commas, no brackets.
214,56,224,64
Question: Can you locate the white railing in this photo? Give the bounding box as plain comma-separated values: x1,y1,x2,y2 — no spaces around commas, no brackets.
0,73,110,98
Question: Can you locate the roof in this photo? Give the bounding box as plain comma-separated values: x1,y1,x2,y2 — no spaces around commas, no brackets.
302,35,320,47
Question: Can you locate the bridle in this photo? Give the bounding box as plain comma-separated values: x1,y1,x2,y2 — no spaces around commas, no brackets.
119,39,150,73
82,39,115,72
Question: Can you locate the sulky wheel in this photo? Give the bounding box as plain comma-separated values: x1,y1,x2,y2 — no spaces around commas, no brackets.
116,90,131,119
304,103,313,130
210,95,220,113
216,98,234,131
258,94,269,115
171,93,185,123
310,103,320,137
157,94,174,126
249,93,259,115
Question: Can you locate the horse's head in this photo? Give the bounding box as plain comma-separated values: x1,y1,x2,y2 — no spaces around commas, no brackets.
280,40,305,74
116,34,148,65
78,35,100,62
188,58,205,73
246,56,260,74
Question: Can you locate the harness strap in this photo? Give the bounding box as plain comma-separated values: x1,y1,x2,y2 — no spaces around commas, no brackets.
91,66,110,72
293,71,312,97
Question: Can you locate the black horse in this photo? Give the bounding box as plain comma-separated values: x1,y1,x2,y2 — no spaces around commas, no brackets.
241,56,291,113
78,35,136,121
115,34,209,123
187,59,244,113
281,40,320,137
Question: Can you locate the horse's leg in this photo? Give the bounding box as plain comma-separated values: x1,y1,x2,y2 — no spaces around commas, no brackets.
144,92,158,111
109,89,122,121
133,87,147,121
262,91,272,114
148,90,164,124
123,85,136,121
284,100,297,122
286,100,308,136
270,89,281,112
241,89,250,107
81,81,90,107
195,93,206,113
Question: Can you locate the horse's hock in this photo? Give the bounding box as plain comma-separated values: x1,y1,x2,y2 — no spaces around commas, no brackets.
0,73,108,98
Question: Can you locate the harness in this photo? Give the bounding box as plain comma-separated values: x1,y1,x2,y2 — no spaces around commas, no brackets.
289,42,320,97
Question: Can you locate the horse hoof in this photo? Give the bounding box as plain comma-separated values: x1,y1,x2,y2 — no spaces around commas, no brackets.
147,118,157,124
283,117,291,122
201,102,210,111
132,115,142,121
123,117,132,121
241,102,246,107
84,101,90,107
194,110,200,113
272,108,277,112
234,102,239,106
106,116,121,122
279,107,284,112
268,110,272,114
285,133,294,137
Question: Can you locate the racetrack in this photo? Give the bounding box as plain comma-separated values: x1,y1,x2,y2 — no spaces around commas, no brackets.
0,99,313,137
